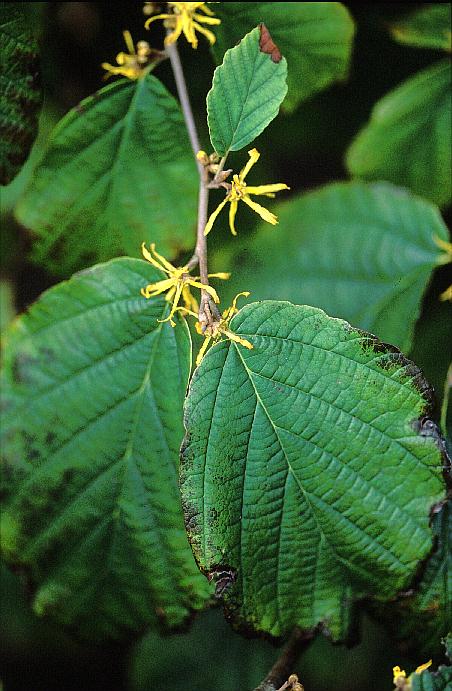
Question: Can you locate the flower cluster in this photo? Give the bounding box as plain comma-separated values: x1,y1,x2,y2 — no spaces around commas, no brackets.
140,246,252,364
393,660,432,690
191,292,254,365
140,243,228,326
145,2,221,49
204,148,289,236
102,30,153,80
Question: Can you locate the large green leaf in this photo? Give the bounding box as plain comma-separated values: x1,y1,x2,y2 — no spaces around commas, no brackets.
443,366,452,459
374,500,451,659
0,2,41,185
390,5,452,52
214,182,449,354
181,301,446,639
346,60,451,208
212,3,354,113
0,258,211,640
207,25,287,156
15,75,198,277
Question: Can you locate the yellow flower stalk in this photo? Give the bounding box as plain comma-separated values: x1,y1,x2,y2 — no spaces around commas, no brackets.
102,30,152,80
145,2,220,49
140,243,229,326
204,148,289,236
178,292,253,366
393,660,432,689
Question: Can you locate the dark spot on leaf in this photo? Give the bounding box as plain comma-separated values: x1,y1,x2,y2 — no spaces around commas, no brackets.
11,353,38,385
181,495,198,536
45,431,57,446
46,234,67,264
258,23,282,63
207,565,237,599
62,468,74,484
39,347,54,361
0,397,11,413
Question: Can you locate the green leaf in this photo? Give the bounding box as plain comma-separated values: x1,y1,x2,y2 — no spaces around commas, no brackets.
411,664,452,691
0,278,15,333
346,60,451,208
441,365,452,457
375,500,451,659
15,75,198,277
212,3,354,113
181,301,446,639
0,258,211,640
0,2,41,185
215,182,448,354
207,25,287,156
390,5,452,52
446,633,452,661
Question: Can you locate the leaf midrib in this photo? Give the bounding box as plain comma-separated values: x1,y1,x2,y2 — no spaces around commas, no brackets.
22,303,178,568
231,342,385,585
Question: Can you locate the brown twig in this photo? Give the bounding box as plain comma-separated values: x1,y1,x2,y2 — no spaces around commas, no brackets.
165,38,220,325
253,628,313,691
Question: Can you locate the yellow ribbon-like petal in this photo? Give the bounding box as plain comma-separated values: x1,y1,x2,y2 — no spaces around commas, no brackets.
144,13,172,29
123,29,135,55
223,330,253,350
246,183,290,196
242,196,278,224
204,196,229,236
229,200,238,236
188,280,220,303
240,148,261,181
141,277,177,298
208,272,231,280
196,335,212,366
158,281,184,325
191,21,216,44
414,660,432,675
141,242,178,274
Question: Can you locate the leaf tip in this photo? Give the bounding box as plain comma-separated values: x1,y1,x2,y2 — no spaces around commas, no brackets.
258,23,282,63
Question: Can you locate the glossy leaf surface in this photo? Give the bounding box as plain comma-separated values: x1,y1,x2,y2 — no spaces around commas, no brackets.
0,258,211,639
207,25,287,156
181,301,446,639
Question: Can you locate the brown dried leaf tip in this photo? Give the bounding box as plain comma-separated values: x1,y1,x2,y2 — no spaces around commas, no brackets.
259,23,282,63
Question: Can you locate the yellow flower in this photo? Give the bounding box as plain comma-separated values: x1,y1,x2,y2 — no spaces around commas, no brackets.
145,2,220,49
204,148,289,236
393,666,407,686
188,292,253,366
140,243,229,326
393,660,432,689
102,30,152,80
413,660,432,675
